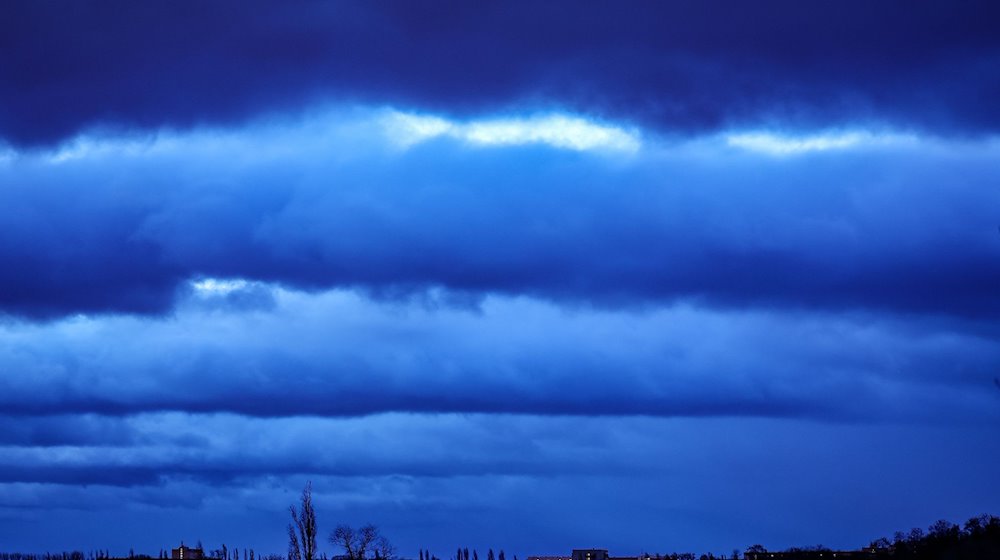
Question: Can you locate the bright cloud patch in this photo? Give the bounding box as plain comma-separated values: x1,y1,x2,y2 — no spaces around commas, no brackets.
46,136,162,163
6,108,642,166
384,110,641,152
191,278,251,296
725,131,916,155
4,108,937,167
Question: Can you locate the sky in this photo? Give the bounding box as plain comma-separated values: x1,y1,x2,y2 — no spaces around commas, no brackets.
1,1,1000,557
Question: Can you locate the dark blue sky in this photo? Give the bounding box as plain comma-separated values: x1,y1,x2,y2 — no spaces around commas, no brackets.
1,1,999,557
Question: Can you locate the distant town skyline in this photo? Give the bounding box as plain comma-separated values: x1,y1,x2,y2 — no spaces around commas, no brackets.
1,0,999,556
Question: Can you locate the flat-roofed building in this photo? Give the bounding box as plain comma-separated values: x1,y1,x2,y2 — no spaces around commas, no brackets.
171,543,204,560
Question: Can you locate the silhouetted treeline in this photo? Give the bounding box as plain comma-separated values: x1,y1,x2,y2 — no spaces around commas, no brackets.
872,514,1000,560
202,545,276,560
743,514,1000,560
418,546,515,560
638,551,734,560
4,513,998,560
0,553,130,560
0,547,281,560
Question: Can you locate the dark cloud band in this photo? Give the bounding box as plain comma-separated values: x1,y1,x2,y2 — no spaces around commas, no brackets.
2,1,1000,147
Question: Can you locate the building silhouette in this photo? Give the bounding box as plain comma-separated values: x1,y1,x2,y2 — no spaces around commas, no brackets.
171,544,204,560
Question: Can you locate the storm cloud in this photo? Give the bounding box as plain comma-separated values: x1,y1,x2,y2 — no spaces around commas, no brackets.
2,3,999,557
3,1,1000,147
2,288,997,421
1,110,999,320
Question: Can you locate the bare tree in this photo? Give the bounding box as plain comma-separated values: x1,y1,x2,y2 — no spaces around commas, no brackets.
331,526,357,560
330,524,389,560
357,525,379,560
373,537,394,560
289,482,318,560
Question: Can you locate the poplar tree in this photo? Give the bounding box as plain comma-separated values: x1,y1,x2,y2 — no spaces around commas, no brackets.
289,482,317,560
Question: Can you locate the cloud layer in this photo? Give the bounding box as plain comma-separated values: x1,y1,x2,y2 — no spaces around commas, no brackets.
3,1,1000,147
1,109,999,321
3,287,997,421
3,5,1000,557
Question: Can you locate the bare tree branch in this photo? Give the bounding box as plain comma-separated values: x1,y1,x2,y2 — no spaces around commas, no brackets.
288,521,302,560
374,536,394,560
